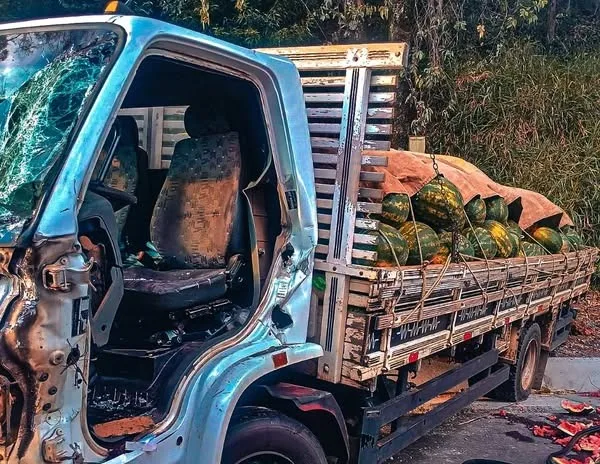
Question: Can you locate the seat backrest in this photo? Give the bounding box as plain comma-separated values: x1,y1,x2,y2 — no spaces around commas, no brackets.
102,116,143,241
150,105,242,268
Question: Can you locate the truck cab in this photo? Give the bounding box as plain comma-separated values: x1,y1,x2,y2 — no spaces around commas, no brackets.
0,15,322,463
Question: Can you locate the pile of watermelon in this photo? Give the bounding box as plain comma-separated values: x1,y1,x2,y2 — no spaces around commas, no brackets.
358,176,586,267
526,400,600,464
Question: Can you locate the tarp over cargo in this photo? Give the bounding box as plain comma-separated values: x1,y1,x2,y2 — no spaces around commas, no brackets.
363,149,573,230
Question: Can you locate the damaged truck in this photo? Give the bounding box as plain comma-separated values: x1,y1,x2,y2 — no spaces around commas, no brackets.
0,9,595,464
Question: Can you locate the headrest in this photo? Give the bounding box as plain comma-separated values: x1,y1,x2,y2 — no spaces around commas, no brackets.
116,115,139,147
184,104,230,138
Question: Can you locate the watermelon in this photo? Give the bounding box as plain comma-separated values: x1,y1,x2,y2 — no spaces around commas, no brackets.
563,229,584,250
506,231,520,257
355,223,409,267
464,197,486,225
483,220,514,258
485,197,509,223
412,177,466,231
558,233,571,253
506,220,522,239
578,434,600,453
530,226,563,254
561,399,594,415
464,226,497,259
430,247,450,265
520,241,546,257
438,231,475,258
556,420,592,436
398,221,440,265
379,193,410,228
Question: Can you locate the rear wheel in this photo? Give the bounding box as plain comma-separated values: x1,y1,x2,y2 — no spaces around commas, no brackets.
488,323,541,402
222,407,328,464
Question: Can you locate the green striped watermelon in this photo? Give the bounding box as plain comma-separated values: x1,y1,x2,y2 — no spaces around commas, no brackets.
485,197,509,223
483,220,514,258
520,242,547,257
464,197,486,225
561,227,584,250
506,220,522,239
464,226,498,259
355,223,409,267
379,193,410,228
412,177,466,231
398,221,440,265
558,233,571,253
438,231,475,258
530,226,563,254
507,231,520,257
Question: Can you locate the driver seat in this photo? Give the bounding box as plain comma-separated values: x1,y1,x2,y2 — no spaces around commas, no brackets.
122,105,244,312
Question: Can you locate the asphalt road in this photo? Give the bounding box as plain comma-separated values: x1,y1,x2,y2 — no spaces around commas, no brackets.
388,394,600,464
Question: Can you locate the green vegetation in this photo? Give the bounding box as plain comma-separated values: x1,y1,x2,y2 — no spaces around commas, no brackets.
0,0,598,253
430,44,600,248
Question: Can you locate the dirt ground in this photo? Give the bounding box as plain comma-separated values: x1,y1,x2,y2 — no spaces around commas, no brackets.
556,290,600,357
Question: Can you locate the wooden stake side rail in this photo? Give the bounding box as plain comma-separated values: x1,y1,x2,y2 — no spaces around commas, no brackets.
262,43,598,388
339,248,596,385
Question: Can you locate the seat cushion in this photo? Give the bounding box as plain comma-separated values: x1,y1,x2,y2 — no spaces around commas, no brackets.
122,267,227,312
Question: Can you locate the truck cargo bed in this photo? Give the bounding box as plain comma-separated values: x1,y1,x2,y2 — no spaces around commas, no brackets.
263,43,597,388
337,248,595,385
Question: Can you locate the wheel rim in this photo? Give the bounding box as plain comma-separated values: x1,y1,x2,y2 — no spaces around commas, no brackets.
520,338,539,391
235,452,294,464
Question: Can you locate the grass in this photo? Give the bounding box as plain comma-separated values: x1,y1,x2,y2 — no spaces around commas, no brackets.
427,42,600,250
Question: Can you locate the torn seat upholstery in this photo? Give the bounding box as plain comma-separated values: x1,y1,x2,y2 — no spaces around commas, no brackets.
122,106,244,312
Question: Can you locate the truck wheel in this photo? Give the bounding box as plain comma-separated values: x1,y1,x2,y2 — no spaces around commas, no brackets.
222,407,328,464
488,323,542,402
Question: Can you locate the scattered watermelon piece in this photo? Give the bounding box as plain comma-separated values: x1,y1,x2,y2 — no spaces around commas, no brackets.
578,433,600,452
497,409,507,417
552,457,595,464
548,415,558,422
561,399,595,415
554,436,573,446
557,420,593,436
533,424,558,438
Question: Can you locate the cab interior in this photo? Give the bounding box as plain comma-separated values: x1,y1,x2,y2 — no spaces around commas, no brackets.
79,55,282,443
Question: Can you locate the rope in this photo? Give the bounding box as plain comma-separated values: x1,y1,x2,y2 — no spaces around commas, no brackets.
393,254,453,329
463,211,493,293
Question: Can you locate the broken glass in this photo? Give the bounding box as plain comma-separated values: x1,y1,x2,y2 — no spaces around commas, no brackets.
0,28,119,243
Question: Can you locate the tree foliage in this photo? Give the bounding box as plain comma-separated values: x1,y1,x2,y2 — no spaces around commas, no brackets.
1,0,599,243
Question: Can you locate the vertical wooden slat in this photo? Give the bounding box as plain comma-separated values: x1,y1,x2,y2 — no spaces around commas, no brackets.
326,67,372,266
317,67,372,382
318,272,351,383
150,107,164,169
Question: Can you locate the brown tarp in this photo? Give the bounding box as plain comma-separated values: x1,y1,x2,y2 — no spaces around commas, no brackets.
364,149,573,230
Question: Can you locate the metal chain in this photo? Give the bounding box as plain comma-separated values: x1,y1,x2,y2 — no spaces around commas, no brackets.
429,152,460,262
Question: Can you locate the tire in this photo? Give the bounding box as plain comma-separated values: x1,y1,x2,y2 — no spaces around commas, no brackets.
488,323,542,402
222,407,328,464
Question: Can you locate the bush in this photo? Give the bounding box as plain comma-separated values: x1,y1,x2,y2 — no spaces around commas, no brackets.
428,42,600,249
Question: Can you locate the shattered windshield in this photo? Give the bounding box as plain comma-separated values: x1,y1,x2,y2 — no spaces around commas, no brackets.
0,28,119,243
